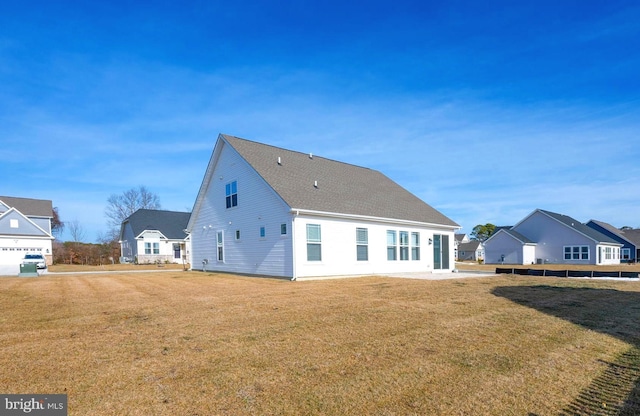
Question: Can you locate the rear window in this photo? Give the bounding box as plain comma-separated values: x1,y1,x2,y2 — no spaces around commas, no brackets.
25,254,43,259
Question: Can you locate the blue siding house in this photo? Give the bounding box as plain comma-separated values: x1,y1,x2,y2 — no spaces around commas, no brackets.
586,220,639,263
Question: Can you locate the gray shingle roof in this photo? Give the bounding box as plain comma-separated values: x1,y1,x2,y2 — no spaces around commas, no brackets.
620,229,640,246
501,228,535,244
458,240,482,251
123,209,190,240
587,219,622,236
222,134,459,227
0,196,53,217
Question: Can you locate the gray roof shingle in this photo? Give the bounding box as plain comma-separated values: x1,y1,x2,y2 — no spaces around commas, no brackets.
502,228,535,244
0,196,53,217
123,209,190,240
222,134,459,227
620,229,640,246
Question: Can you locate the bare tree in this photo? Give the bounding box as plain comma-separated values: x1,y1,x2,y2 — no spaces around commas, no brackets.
104,186,161,241
68,219,86,243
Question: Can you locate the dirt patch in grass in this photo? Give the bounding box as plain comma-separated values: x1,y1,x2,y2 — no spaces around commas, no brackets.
1,272,638,415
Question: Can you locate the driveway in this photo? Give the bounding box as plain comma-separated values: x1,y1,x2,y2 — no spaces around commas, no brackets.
0,264,49,277
0,264,20,277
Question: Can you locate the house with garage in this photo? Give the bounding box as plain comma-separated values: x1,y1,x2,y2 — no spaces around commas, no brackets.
187,134,460,279
119,209,191,264
586,220,640,263
484,209,622,265
0,196,55,272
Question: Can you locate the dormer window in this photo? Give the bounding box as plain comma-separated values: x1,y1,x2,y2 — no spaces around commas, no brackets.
225,181,238,208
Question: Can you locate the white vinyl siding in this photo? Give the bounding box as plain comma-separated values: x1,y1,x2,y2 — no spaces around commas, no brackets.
188,142,293,277
293,217,456,277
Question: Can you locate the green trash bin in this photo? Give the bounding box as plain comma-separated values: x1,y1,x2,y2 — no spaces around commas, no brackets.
19,263,39,277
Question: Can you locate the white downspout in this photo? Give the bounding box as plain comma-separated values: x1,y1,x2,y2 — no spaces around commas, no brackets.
291,210,299,280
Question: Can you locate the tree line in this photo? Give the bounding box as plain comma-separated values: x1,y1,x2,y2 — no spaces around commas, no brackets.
52,186,162,265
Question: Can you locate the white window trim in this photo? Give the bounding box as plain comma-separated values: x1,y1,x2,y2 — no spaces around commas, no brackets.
356,227,368,262
563,245,589,261
216,231,224,262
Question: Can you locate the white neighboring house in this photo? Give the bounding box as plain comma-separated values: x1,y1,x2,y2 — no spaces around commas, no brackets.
119,209,191,264
484,209,623,265
0,196,55,272
187,134,460,279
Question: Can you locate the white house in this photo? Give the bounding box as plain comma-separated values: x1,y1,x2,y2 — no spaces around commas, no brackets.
187,134,460,279
119,209,191,264
0,196,55,273
484,209,622,265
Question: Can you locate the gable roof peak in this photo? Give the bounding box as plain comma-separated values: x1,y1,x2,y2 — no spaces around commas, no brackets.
218,134,459,227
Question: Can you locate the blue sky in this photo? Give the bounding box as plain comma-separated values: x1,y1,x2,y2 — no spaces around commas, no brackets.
2,1,639,242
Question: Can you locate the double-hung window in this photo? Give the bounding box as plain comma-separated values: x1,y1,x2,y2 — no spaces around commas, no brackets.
356,228,368,261
306,224,322,261
411,232,420,260
387,230,397,261
622,248,630,260
399,231,409,260
144,242,151,254
225,181,238,208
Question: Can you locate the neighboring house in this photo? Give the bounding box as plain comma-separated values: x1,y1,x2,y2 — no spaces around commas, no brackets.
484,228,537,264
484,209,622,265
0,196,55,270
187,134,460,279
620,229,640,262
119,209,191,264
586,220,638,263
455,233,470,244
457,240,484,262
454,233,469,260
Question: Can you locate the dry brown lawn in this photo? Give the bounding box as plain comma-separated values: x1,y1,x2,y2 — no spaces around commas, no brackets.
48,263,188,273
456,261,640,273
1,271,639,415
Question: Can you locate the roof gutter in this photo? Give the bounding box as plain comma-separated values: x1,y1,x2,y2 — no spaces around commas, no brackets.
290,208,460,231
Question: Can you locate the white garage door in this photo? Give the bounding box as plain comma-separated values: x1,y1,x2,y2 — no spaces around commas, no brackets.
0,247,44,265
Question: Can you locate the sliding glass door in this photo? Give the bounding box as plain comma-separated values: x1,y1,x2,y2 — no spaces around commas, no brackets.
433,234,450,270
